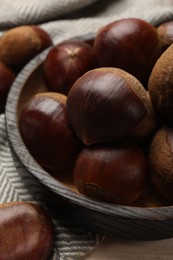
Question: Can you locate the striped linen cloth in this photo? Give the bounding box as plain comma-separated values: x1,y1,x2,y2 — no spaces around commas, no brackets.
1,0,173,259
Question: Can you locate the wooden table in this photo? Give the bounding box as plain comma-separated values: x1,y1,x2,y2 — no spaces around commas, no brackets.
82,236,173,259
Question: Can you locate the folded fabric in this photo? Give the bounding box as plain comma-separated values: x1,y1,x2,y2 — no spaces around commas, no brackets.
0,0,173,31
0,0,98,28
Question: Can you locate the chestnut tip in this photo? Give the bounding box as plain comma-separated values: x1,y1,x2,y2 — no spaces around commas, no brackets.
43,39,97,95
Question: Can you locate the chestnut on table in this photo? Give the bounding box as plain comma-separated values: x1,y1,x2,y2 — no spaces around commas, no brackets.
0,202,54,260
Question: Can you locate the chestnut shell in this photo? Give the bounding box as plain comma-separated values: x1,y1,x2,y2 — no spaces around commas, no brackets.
148,43,173,123
0,62,15,113
157,21,173,51
0,202,53,260
0,25,52,72
94,18,161,84
67,67,147,145
43,40,96,95
148,127,173,202
18,92,83,173
74,141,148,205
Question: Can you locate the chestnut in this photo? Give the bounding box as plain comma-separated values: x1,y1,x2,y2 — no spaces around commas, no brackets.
18,92,83,174
130,92,160,145
157,21,173,51
0,62,15,113
73,140,148,205
148,127,173,202
67,67,148,145
43,40,96,95
148,43,173,123
93,18,161,84
0,25,52,72
0,201,53,260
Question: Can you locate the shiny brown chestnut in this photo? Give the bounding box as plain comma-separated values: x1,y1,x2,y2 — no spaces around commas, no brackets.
0,25,52,72
0,201,53,260
0,62,15,113
73,140,148,205
148,43,173,123
93,18,161,84
18,92,83,174
148,127,173,202
67,67,148,145
43,40,96,95
157,20,173,51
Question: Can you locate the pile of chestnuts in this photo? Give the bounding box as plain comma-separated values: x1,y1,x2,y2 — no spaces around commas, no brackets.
4,18,173,206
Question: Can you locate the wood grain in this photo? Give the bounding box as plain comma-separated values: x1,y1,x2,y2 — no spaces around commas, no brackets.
81,236,173,260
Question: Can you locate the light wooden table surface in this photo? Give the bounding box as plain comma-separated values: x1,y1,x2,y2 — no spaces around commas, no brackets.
81,236,173,260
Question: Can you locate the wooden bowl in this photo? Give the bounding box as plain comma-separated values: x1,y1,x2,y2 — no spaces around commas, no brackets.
5,44,173,241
